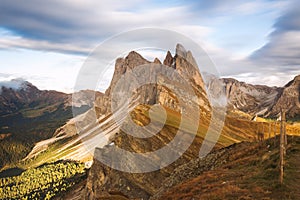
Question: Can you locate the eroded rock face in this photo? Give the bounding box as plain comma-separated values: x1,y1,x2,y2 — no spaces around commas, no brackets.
85,159,152,199
105,51,150,98
163,51,173,67
93,44,210,117
84,45,211,200
83,45,300,200
221,78,280,115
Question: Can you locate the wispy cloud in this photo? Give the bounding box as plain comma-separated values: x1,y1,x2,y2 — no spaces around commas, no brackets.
0,75,27,94
0,0,298,92
0,1,192,48
251,1,300,66
247,0,300,84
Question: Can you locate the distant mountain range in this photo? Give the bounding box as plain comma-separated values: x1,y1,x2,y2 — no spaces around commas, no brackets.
0,79,101,168
82,45,300,199
221,75,300,119
0,44,299,199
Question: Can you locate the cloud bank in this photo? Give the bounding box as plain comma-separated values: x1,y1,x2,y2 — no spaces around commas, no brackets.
0,77,27,94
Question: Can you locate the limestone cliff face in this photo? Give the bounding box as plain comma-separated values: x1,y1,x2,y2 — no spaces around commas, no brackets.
84,44,211,200
82,44,300,199
105,51,151,98
94,52,149,117
174,44,205,91
94,44,210,117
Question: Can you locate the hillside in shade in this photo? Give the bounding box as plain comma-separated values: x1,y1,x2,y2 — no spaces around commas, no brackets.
0,80,100,169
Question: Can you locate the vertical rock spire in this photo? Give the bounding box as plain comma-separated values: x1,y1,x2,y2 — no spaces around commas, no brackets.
163,51,173,67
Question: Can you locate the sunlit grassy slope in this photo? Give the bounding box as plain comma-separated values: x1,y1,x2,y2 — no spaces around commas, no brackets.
2,103,299,200
133,104,300,146
17,104,300,171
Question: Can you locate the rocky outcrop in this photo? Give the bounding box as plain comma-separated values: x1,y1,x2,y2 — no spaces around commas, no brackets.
84,44,212,199
163,51,173,67
86,44,296,200
94,44,210,117
24,44,210,169
64,44,299,199
153,58,161,64
105,51,151,98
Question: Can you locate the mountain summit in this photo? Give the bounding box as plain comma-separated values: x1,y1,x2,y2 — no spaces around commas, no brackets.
2,45,300,200
20,45,300,199
79,45,268,199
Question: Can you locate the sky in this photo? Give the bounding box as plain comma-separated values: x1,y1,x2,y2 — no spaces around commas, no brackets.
0,0,299,93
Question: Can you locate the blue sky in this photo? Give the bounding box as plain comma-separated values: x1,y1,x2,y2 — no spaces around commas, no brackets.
0,0,299,92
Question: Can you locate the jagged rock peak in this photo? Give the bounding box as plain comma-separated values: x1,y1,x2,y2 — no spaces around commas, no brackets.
154,58,162,64
105,51,150,96
186,50,198,68
126,51,150,64
174,44,198,69
126,51,144,59
163,51,173,67
176,43,187,58
114,51,150,73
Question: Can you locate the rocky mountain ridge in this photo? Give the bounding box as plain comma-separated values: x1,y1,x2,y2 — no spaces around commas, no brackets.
81,45,300,199
0,80,69,116
83,44,215,199
2,45,299,199
95,44,209,118
220,75,300,119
